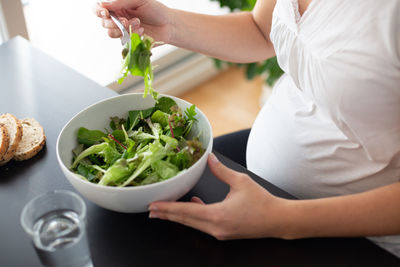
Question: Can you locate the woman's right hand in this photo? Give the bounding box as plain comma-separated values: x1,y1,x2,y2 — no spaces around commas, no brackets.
95,0,172,43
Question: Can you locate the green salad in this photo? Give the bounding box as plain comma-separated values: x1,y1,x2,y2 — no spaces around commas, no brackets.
70,97,204,187
118,30,157,100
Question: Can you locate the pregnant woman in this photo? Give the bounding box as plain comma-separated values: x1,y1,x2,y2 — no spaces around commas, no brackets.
96,0,400,257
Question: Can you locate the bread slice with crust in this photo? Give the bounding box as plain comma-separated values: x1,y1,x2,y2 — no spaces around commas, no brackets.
0,124,9,161
14,118,46,161
0,113,23,165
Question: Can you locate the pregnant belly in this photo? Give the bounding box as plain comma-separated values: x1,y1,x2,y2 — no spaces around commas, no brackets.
246,77,391,199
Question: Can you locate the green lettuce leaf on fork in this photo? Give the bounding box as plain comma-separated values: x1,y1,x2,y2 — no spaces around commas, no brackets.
118,30,157,100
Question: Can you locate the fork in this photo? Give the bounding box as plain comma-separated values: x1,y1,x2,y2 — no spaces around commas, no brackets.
109,11,130,46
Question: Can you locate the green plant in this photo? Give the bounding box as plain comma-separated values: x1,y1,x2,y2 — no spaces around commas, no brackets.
211,0,284,86
212,0,257,11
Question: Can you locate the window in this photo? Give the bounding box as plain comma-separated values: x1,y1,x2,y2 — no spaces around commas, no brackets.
6,0,229,93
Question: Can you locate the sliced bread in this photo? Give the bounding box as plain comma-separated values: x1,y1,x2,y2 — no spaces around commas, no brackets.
0,113,23,165
0,124,9,161
14,118,46,161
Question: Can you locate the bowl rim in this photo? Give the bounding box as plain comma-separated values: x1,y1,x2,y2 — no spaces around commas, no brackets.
56,92,213,192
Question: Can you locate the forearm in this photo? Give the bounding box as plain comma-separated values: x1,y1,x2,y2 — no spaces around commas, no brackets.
282,182,400,239
168,10,275,63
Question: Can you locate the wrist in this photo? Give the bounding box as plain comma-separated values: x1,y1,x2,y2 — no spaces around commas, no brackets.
270,199,304,240
165,8,182,46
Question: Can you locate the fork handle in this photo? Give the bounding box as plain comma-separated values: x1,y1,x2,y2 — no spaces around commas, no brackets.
109,11,130,45
109,11,126,32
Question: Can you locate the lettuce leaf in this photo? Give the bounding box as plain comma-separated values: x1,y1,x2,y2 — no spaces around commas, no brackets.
118,32,157,100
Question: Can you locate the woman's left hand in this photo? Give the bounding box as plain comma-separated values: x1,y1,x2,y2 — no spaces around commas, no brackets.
149,153,292,240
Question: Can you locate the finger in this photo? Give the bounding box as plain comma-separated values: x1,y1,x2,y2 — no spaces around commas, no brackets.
127,17,141,29
191,196,205,204
149,201,216,234
120,17,129,28
124,18,142,34
126,26,144,36
136,27,145,35
101,19,118,29
107,28,122,38
208,153,245,188
132,27,145,36
102,17,129,29
150,210,216,236
149,201,217,223
95,4,109,18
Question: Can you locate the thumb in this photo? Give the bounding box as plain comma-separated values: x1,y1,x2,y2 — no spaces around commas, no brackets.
208,153,244,188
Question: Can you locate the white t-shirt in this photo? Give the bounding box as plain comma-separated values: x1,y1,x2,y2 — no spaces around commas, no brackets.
246,0,400,256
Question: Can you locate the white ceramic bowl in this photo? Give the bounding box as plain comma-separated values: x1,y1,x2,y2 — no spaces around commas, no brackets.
56,93,213,213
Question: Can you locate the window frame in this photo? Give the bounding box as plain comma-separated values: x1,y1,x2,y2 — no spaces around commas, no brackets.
0,0,29,41
0,1,9,42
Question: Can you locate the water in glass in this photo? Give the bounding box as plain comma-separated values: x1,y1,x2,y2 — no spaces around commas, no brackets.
32,209,92,267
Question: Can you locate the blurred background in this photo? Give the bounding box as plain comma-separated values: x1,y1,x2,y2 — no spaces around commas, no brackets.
0,0,277,136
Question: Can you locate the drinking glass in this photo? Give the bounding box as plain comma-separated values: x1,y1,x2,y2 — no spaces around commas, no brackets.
21,190,93,267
